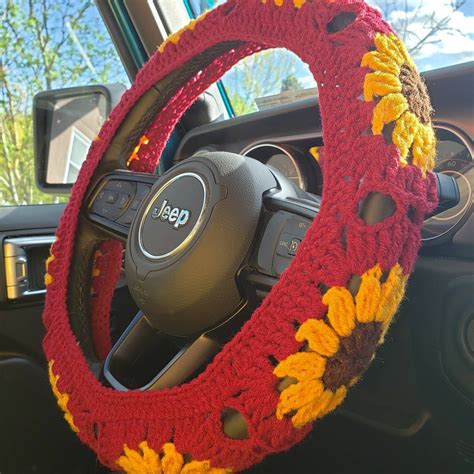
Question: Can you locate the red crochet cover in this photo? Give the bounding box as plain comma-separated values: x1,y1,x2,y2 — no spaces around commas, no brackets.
43,0,438,471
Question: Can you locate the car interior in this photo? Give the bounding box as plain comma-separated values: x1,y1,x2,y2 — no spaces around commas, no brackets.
0,1,472,473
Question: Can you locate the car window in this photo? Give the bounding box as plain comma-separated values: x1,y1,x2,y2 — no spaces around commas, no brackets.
185,0,474,116
0,0,130,206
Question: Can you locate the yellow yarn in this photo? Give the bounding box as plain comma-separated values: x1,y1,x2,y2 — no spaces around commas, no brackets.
48,360,79,433
276,380,346,428
363,71,401,102
117,442,161,474
319,386,347,417
161,443,184,474
362,32,436,175
275,263,408,428
45,254,55,270
392,110,419,161
355,265,383,323
371,93,408,135
274,352,326,381
309,146,320,161
158,12,209,54
361,50,400,75
45,254,55,286
116,441,231,474
412,123,436,173
291,385,334,428
323,286,356,336
276,379,323,422
376,264,407,330
296,319,340,357
293,0,306,7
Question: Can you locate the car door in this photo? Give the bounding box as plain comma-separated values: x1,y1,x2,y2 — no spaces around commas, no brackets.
0,2,134,472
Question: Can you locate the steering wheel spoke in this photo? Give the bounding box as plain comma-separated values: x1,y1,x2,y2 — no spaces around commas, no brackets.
85,171,157,241
103,311,221,390
242,185,321,301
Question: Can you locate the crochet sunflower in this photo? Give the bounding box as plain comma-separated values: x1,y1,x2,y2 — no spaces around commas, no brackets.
117,441,229,474
274,263,408,428
362,33,436,175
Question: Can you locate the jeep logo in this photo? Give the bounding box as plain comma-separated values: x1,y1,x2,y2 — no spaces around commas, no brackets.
151,199,191,229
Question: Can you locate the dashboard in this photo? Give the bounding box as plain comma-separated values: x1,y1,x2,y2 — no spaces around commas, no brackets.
174,62,473,258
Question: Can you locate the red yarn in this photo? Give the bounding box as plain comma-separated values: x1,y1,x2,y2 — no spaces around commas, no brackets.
42,0,437,471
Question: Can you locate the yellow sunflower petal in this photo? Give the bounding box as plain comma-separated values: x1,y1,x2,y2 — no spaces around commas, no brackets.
45,254,55,271
361,50,401,75
296,319,340,357
276,379,324,420
388,33,416,69
372,93,408,135
274,352,326,382
373,33,407,68
393,111,419,162
375,264,407,325
161,443,184,474
363,71,402,101
117,442,161,474
355,265,383,323
48,360,79,433
412,123,436,174
322,287,356,337
320,386,347,417
290,386,334,428
181,460,228,474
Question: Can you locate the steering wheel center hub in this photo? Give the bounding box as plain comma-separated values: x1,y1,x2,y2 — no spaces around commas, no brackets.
138,172,207,260
126,152,277,336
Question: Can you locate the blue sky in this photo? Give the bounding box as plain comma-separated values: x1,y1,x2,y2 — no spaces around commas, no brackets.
369,0,474,71
188,0,473,93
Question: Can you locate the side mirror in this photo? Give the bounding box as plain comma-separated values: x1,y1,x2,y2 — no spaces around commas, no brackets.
33,84,126,194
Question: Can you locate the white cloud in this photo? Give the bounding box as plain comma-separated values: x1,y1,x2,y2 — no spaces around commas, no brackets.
368,0,474,62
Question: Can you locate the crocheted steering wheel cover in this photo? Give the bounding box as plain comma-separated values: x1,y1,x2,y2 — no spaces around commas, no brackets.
43,0,438,472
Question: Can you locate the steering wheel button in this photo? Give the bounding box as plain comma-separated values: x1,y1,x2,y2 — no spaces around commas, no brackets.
288,238,301,256
137,183,152,198
117,193,131,210
283,217,312,238
276,234,291,257
116,209,137,227
91,202,121,220
104,191,118,204
105,180,135,195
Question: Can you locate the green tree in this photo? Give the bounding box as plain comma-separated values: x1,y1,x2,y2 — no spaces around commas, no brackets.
0,0,127,205
222,49,300,115
281,74,304,93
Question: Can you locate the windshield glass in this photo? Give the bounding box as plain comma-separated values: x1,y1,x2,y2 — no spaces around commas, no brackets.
186,0,474,115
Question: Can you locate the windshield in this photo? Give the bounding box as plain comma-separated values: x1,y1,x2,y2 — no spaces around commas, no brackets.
186,0,474,115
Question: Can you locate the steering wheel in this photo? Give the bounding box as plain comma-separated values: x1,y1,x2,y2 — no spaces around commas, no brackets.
43,0,438,472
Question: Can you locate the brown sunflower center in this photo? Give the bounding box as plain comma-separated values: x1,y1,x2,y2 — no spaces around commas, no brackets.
399,63,432,125
322,322,382,392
